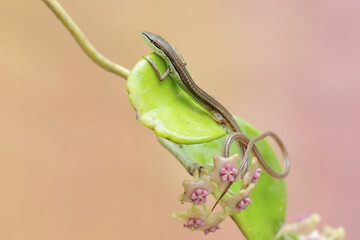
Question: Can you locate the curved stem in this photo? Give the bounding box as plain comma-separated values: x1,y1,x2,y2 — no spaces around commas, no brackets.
42,0,130,79
157,137,196,175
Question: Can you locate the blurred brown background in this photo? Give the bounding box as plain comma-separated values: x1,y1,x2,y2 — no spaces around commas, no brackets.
1,0,359,239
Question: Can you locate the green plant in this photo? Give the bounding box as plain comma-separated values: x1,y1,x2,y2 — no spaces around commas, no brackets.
42,1,346,239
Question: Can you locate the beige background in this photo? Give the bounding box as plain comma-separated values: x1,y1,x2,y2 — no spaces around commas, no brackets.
1,0,359,239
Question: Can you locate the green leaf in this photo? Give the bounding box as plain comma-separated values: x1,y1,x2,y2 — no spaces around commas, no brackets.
159,117,287,239
127,53,227,144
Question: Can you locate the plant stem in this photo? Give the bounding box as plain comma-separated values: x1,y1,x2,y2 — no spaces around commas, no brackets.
157,137,196,175
42,0,130,79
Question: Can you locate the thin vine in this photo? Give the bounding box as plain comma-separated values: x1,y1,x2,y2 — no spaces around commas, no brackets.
42,0,130,79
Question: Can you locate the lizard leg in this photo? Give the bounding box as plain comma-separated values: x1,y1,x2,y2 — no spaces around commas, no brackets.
143,56,171,81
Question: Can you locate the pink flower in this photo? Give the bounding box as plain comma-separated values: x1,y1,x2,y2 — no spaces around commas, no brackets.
172,205,209,231
203,212,226,235
237,197,252,212
209,154,240,192
252,168,262,184
180,175,215,204
222,184,255,214
184,218,204,230
219,164,237,182
191,189,209,205
204,225,220,235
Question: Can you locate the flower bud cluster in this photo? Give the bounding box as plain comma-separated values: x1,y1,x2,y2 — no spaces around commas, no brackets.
172,154,262,235
276,213,346,240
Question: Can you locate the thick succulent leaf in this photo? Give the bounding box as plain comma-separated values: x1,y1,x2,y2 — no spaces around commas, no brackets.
127,53,227,144
159,117,287,239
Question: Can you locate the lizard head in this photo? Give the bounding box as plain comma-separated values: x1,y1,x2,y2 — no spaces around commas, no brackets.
141,31,170,56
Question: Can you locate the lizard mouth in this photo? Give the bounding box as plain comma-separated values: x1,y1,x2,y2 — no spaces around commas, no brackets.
141,31,152,40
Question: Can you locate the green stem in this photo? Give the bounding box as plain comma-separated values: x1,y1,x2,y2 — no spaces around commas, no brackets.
157,137,196,175
42,0,130,79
